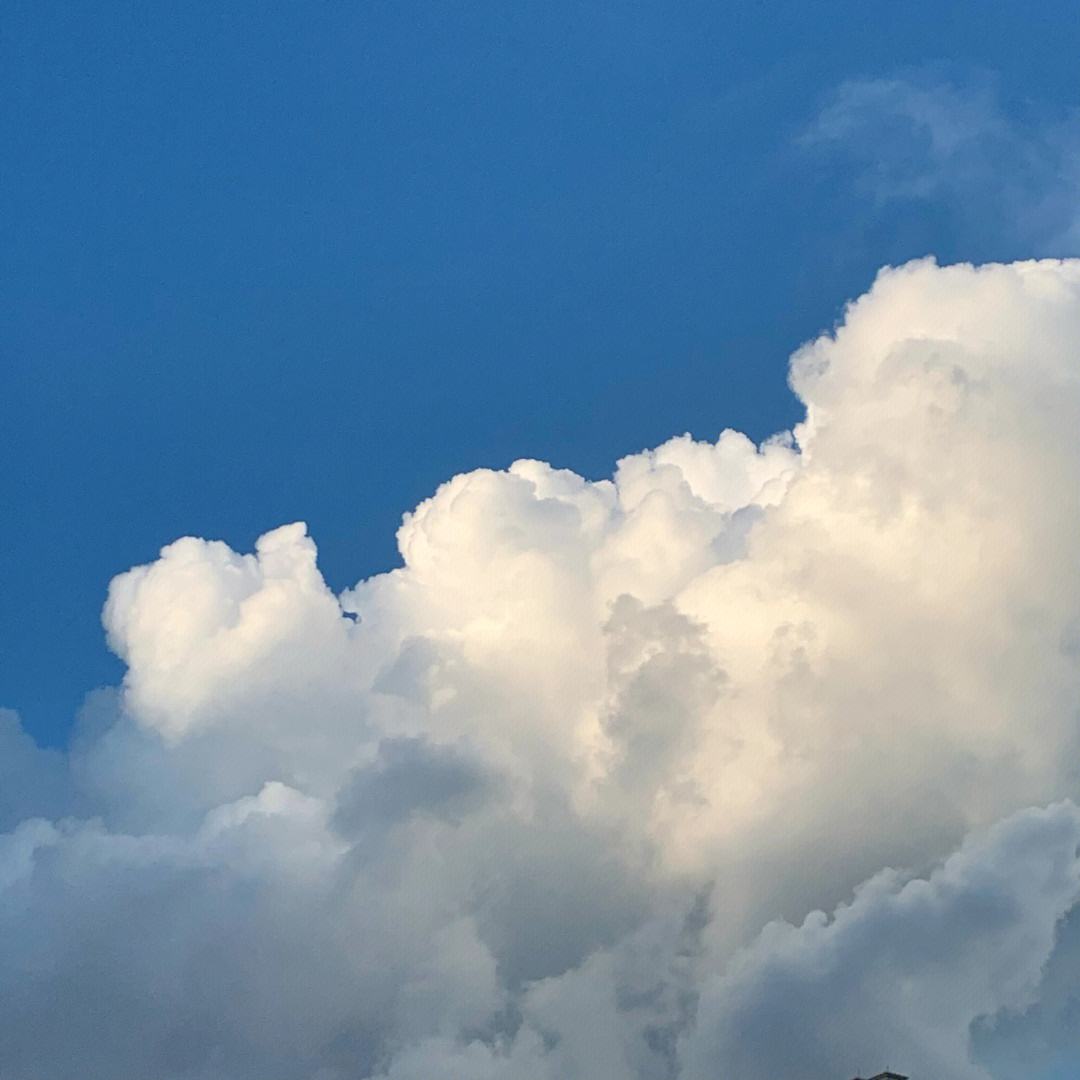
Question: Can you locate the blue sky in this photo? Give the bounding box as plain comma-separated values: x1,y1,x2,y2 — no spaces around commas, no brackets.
3,1,1079,745
10,7,1080,1079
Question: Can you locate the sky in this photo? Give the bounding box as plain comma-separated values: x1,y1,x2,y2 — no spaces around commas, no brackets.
7,4,1080,1080
6,0,1080,745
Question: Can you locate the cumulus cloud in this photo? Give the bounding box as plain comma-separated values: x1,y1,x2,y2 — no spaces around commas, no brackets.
5,258,1080,1077
683,802,1080,1080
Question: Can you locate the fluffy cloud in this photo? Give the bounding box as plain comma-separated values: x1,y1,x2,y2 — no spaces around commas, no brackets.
683,802,1080,1080
5,258,1080,1077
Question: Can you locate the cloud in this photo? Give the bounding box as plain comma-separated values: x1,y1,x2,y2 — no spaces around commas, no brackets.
5,258,1080,1076
333,736,492,834
802,74,1080,255
682,802,1080,1080
0,708,68,829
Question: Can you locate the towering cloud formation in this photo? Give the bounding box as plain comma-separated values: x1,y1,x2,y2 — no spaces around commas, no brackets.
4,259,1080,1079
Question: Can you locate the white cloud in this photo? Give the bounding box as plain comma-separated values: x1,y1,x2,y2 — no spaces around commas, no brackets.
5,258,1080,1076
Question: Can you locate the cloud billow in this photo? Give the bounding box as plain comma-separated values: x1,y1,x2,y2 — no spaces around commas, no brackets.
5,259,1080,1078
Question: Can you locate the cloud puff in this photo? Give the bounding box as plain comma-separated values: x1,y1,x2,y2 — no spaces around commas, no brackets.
5,258,1080,1077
